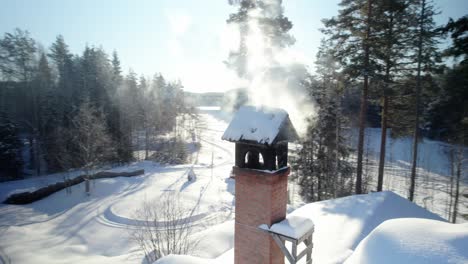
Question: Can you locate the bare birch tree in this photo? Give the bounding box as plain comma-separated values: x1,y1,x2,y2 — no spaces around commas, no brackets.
70,99,113,194
129,192,200,263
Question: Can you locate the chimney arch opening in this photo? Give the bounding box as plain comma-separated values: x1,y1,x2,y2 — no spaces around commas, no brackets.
244,150,264,169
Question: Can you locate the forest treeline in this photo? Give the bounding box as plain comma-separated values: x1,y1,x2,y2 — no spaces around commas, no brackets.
227,0,467,221
0,32,188,179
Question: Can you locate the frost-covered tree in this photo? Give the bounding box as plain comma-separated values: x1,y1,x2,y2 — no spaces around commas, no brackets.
129,193,200,263
69,99,113,175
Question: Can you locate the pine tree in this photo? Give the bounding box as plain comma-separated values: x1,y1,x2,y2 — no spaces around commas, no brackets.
442,15,468,64
226,0,294,80
0,112,23,180
293,89,354,201
0,29,40,175
372,0,414,191
31,53,53,175
408,0,441,201
111,51,123,82
111,51,132,162
292,51,353,201
137,75,150,160
120,69,140,159
436,16,467,221
49,35,75,108
0,28,37,82
322,0,377,194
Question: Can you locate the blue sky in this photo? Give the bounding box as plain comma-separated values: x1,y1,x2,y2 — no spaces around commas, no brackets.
1,0,467,92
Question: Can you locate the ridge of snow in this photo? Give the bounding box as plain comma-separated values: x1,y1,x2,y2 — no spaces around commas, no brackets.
344,218,468,264
154,255,216,264
276,191,446,264
221,105,288,145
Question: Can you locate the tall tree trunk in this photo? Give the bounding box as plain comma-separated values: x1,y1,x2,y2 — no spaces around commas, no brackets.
409,0,426,201
145,119,149,160
452,146,462,223
311,142,315,201
447,149,455,222
356,0,373,194
377,96,388,191
317,140,323,201
335,89,341,198
377,9,395,192
33,85,41,176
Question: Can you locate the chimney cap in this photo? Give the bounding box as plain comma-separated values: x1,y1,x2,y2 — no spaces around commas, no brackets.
222,106,299,146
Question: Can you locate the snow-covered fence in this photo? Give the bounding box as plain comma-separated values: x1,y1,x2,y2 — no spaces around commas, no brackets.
3,169,144,204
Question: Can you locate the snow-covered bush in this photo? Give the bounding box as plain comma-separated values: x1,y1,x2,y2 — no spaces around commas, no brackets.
129,192,200,263
149,138,188,165
187,167,196,182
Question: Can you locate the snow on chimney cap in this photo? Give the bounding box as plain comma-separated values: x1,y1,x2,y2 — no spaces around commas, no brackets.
222,105,299,145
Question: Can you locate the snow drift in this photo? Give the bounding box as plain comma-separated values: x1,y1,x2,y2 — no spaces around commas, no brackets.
157,191,451,264
345,218,468,264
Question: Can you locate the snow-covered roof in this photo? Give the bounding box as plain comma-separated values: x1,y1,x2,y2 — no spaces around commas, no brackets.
221,106,298,145
344,218,468,264
156,191,461,264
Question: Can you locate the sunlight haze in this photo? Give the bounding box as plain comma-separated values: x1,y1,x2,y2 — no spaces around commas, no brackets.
1,0,467,92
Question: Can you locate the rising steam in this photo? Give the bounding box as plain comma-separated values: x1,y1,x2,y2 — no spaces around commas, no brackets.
226,0,315,136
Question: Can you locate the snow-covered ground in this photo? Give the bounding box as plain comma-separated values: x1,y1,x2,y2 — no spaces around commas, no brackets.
0,109,236,264
347,128,468,222
0,108,466,264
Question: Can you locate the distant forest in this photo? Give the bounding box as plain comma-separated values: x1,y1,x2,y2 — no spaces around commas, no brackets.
0,30,191,179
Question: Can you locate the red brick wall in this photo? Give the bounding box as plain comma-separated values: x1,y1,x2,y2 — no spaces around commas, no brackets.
234,166,289,264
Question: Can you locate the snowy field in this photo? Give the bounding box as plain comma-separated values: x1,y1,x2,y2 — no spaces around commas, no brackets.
0,108,466,264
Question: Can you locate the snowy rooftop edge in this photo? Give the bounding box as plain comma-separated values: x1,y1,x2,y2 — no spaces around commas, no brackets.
221,105,294,145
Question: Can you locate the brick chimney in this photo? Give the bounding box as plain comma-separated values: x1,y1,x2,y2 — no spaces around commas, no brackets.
234,166,289,264
221,106,298,264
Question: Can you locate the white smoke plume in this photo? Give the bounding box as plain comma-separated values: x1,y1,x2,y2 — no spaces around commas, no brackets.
227,0,316,136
